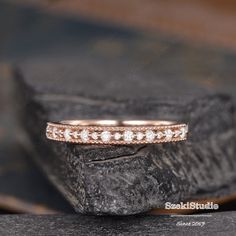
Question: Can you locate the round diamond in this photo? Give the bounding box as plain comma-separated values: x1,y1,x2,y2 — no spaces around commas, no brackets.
156,131,164,139
64,129,71,141
52,127,58,138
164,129,173,141
46,126,52,133
114,132,121,140
91,132,98,140
123,130,134,142
180,126,188,138
58,129,64,137
73,131,79,139
136,132,144,141
145,130,155,142
101,131,111,142
80,129,89,142
174,129,181,137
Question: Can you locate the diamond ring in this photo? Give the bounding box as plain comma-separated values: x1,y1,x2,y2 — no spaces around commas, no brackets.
46,120,188,145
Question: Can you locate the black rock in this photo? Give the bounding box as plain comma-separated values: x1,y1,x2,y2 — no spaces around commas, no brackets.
12,16,236,215
1,212,236,236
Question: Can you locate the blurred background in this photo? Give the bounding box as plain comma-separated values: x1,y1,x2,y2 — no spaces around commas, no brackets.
0,0,236,214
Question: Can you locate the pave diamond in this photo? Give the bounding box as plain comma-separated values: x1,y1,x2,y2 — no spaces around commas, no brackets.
114,132,121,140
58,129,64,137
164,129,173,141
180,126,188,138
73,131,79,139
52,127,58,138
80,129,89,142
64,129,71,141
136,132,144,141
174,129,181,137
91,132,98,140
123,130,134,142
46,126,51,133
156,131,164,139
145,130,155,142
101,131,111,142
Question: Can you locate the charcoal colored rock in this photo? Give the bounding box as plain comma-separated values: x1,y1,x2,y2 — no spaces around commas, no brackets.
1,212,236,236
0,64,74,214
14,57,236,215
12,18,236,215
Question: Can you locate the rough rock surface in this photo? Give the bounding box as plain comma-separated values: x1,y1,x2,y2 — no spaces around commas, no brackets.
1,212,236,235
14,54,236,215
13,19,236,215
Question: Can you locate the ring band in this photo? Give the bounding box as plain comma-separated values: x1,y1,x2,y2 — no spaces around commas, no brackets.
46,120,188,145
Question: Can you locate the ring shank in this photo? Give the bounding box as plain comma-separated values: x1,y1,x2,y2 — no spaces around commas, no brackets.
46,119,188,145
60,120,176,126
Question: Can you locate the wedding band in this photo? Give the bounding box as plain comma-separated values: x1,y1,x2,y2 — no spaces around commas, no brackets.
46,120,188,145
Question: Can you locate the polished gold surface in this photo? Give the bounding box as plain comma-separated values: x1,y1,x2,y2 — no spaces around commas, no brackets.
60,120,176,126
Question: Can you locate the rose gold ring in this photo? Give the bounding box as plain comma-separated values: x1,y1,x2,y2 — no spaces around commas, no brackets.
46,120,188,145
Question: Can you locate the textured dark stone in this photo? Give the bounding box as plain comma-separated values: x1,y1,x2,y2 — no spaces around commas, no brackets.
1,212,236,236
9,7,236,215
14,52,236,215
0,143,74,214
0,65,74,214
